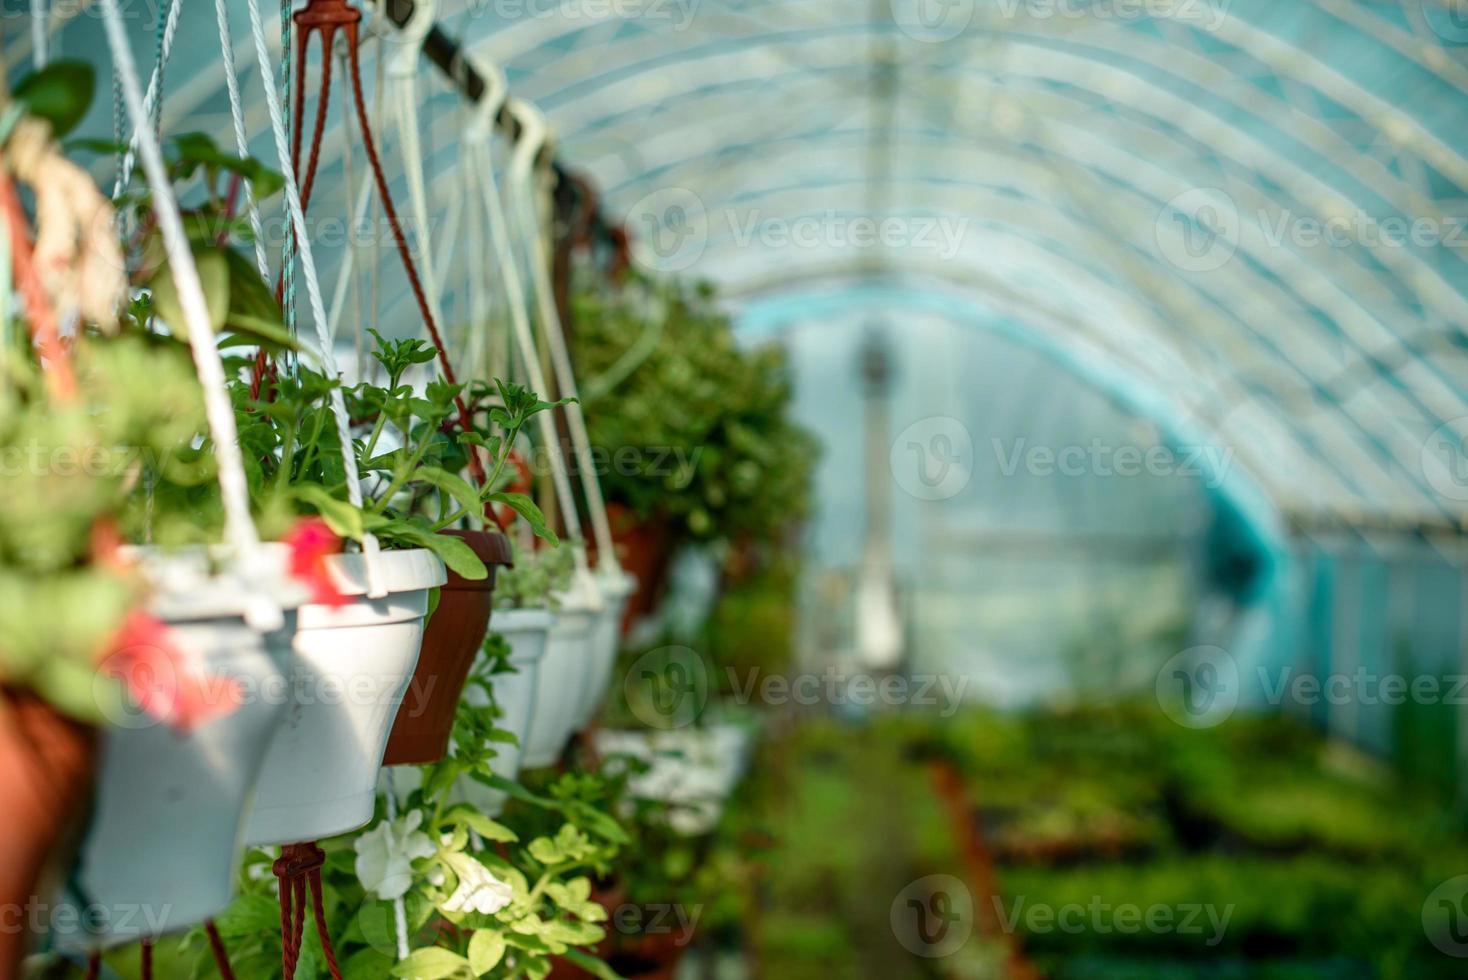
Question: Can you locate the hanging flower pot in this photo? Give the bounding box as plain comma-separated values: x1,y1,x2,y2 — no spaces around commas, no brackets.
603,504,673,633
454,607,554,815
571,568,638,732
245,548,446,847
383,530,512,766
0,691,95,972
53,549,302,952
521,589,601,769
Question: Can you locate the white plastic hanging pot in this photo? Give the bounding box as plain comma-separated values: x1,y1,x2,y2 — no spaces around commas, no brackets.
594,724,755,836
521,591,600,769
55,549,301,951
245,549,446,846
454,607,554,815
571,569,637,731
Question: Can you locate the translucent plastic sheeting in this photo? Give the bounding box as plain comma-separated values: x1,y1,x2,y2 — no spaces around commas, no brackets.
16,0,1468,533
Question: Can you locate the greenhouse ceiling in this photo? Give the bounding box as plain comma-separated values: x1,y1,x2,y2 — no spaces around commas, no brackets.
15,0,1468,536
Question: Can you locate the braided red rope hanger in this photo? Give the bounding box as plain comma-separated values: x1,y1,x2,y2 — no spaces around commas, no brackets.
286,0,489,492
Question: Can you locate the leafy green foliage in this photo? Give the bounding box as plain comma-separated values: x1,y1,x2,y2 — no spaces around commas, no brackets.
493,543,574,610
570,275,817,545
0,333,208,717
14,60,94,138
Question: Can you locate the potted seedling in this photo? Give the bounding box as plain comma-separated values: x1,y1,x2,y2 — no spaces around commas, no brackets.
235,337,563,845
381,375,565,767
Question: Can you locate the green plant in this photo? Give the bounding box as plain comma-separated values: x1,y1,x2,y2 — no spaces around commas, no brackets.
493,543,575,610
570,274,817,546
0,331,204,719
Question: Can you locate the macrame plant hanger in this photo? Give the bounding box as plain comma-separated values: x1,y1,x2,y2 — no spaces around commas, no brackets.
277,0,491,491
509,133,622,581
468,94,600,607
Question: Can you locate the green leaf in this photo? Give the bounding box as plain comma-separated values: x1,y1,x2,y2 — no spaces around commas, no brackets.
14,60,95,138
444,806,518,843
467,930,506,975
379,521,488,580
562,949,626,980
170,132,285,198
389,947,470,979
211,894,280,939
486,492,558,545
148,249,230,338
221,249,298,350
414,466,484,527
291,484,366,540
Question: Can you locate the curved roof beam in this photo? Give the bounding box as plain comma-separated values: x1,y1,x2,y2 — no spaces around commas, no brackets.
580,119,1468,434
515,31,1468,336
589,174,1460,519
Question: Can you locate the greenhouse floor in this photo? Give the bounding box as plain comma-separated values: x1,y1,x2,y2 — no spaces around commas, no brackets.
730,706,1467,980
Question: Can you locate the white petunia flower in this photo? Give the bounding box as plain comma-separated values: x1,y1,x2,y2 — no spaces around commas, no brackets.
441,853,514,916
353,810,436,900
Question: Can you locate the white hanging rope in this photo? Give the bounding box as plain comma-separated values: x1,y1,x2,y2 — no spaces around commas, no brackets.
99,0,259,562
481,99,593,585
461,58,506,390
512,155,621,575
30,0,48,69
111,0,183,199
213,0,270,281
244,0,387,597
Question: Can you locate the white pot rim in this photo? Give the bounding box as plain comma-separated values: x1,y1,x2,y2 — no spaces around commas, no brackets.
323,548,447,598
492,607,556,633
122,542,307,622
594,567,638,598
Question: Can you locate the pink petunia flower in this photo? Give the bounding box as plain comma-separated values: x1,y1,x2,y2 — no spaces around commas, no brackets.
283,517,347,607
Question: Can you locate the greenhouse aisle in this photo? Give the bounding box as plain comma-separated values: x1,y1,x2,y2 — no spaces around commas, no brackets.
3,1,1468,979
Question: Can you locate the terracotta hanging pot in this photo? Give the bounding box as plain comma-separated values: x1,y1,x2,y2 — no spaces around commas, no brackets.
601,504,674,635
0,691,95,973
383,530,512,766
